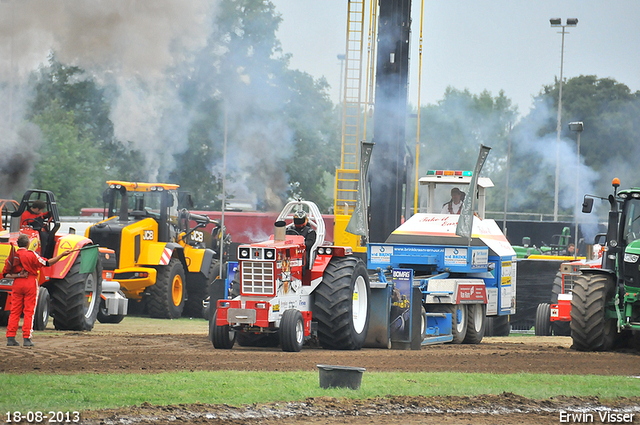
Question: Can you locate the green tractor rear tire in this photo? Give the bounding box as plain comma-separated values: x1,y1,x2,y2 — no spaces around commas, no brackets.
570,273,617,351
50,255,102,331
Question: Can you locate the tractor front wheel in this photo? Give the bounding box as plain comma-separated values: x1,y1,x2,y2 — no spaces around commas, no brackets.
50,255,102,331
33,286,50,331
147,258,186,319
535,303,552,336
571,273,618,351
280,309,304,352
210,310,235,349
312,256,370,350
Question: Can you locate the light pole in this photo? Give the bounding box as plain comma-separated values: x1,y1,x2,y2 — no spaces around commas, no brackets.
550,17,578,221
569,121,583,259
337,54,346,104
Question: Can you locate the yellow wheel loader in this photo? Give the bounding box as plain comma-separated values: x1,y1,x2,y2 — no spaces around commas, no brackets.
86,181,222,318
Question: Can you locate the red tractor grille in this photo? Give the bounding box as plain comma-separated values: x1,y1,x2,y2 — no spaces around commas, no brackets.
241,261,275,295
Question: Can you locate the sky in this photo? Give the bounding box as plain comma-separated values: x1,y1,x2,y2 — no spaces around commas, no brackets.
272,0,640,117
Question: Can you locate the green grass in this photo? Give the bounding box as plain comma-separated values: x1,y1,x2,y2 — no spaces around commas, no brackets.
2,371,639,412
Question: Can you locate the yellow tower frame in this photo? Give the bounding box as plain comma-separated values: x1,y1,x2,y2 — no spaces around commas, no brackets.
333,0,377,252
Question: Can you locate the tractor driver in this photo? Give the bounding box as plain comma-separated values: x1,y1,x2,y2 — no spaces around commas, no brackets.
21,200,51,229
441,188,465,214
287,210,317,270
21,200,52,255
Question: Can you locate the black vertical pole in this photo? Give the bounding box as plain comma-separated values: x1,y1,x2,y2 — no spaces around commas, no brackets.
369,0,412,243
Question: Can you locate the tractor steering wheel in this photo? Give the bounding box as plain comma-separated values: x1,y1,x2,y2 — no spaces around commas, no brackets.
22,218,43,231
285,227,301,236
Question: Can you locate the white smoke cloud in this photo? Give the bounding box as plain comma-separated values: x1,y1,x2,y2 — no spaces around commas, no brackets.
0,0,216,182
510,96,603,242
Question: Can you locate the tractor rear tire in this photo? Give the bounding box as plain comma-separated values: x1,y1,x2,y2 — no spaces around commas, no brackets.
312,256,370,350
184,260,220,318
33,286,50,331
280,309,304,352
429,304,467,344
97,299,125,324
50,256,102,331
551,270,563,303
485,315,511,336
463,303,486,344
535,303,552,336
147,258,186,319
210,310,235,349
571,273,617,351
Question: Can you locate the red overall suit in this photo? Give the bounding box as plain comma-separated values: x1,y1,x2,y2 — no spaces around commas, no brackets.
4,248,47,339
21,208,46,227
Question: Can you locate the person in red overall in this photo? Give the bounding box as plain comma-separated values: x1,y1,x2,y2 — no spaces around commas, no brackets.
21,200,51,228
4,234,71,347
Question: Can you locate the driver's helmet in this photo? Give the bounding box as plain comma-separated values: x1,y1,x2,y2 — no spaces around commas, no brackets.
293,210,307,228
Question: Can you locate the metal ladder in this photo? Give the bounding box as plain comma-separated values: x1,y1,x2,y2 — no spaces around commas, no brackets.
335,0,368,215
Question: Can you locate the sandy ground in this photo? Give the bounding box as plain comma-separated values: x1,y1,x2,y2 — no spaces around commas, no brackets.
2,317,639,424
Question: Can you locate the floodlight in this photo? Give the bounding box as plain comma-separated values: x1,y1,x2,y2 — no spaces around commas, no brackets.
568,122,584,132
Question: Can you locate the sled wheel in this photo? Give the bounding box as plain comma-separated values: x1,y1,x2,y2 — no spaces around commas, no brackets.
463,303,486,344
429,304,467,344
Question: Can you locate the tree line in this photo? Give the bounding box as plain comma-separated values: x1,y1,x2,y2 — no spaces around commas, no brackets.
7,0,640,221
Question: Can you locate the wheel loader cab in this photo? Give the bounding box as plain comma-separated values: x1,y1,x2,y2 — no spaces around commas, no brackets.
104,181,179,243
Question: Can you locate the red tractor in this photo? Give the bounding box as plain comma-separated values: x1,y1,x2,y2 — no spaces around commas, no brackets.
535,246,603,336
0,190,112,331
210,201,371,352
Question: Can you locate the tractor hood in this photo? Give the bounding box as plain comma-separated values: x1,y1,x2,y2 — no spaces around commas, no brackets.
386,213,515,257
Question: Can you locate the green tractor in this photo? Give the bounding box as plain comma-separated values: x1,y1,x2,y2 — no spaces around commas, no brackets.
573,178,640,351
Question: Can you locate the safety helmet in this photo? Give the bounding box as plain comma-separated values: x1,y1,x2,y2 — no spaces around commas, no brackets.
293,210,307,227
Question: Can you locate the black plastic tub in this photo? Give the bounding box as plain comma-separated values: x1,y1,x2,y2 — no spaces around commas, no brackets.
317,364,366,390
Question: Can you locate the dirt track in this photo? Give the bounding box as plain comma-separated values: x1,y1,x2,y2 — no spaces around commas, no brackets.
2,317,640,424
